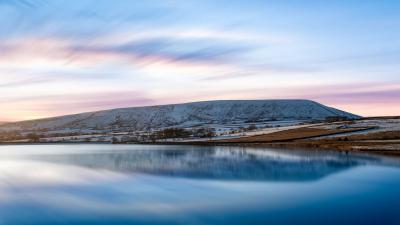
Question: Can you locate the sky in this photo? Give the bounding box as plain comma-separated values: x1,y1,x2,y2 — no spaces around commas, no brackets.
0,0,399,121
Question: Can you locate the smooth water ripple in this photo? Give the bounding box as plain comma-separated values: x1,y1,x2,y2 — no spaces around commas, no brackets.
0,144,399,225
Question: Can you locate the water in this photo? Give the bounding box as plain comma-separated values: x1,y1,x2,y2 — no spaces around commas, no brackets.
0,144,399,225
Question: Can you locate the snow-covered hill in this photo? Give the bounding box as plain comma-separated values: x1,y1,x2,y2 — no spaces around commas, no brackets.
0,100,360,132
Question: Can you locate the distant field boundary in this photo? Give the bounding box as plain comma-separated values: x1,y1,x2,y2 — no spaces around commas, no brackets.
210,127,375,144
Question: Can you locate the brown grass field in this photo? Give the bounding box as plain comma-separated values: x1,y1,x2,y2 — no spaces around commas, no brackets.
214,127,371,143
210,126,400,156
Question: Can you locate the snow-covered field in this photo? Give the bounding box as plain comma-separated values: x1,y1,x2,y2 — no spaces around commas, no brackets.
0,99,362,143
0,100,359,132
309,118,400,139
3,117,399,144
4,119,309,143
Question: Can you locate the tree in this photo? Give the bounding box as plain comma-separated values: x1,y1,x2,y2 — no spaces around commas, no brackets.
150,128,192,141
193,128,216,138
111,136,119,143
27,133,41,143
163,128,191,139
247,124,257,130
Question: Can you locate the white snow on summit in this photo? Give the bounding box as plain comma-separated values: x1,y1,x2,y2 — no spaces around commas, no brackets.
0,100,360,132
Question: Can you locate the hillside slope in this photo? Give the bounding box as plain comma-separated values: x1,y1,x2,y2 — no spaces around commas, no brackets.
0,100,360,132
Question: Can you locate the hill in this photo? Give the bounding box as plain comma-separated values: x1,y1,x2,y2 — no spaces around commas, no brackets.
0,100,359,133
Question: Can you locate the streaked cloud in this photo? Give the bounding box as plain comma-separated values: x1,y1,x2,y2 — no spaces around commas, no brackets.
69,36,251,65
0,0,399,120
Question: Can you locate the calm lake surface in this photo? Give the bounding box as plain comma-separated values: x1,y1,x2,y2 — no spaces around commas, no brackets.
0,144,399,225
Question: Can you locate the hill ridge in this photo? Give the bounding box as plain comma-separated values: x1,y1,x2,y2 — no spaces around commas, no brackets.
0,99,360,132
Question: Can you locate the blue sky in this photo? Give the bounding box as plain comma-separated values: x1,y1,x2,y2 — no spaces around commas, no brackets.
0,0,399,120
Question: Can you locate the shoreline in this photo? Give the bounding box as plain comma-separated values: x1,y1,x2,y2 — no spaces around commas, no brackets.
1,140,399,157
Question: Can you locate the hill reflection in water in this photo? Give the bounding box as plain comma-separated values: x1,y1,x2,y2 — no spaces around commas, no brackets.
24,145,383,182
1,144,400,225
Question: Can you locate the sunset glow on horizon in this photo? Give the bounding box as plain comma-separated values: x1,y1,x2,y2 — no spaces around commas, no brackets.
1,0,399,121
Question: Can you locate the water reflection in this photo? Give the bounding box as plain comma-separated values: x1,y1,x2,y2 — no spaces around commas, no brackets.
0,144,399,225
23,146,370,181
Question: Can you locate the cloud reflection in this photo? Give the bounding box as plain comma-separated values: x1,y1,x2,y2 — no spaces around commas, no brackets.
0,144,400,224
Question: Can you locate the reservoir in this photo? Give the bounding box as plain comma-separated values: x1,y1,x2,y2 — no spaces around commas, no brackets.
0,144,399,225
